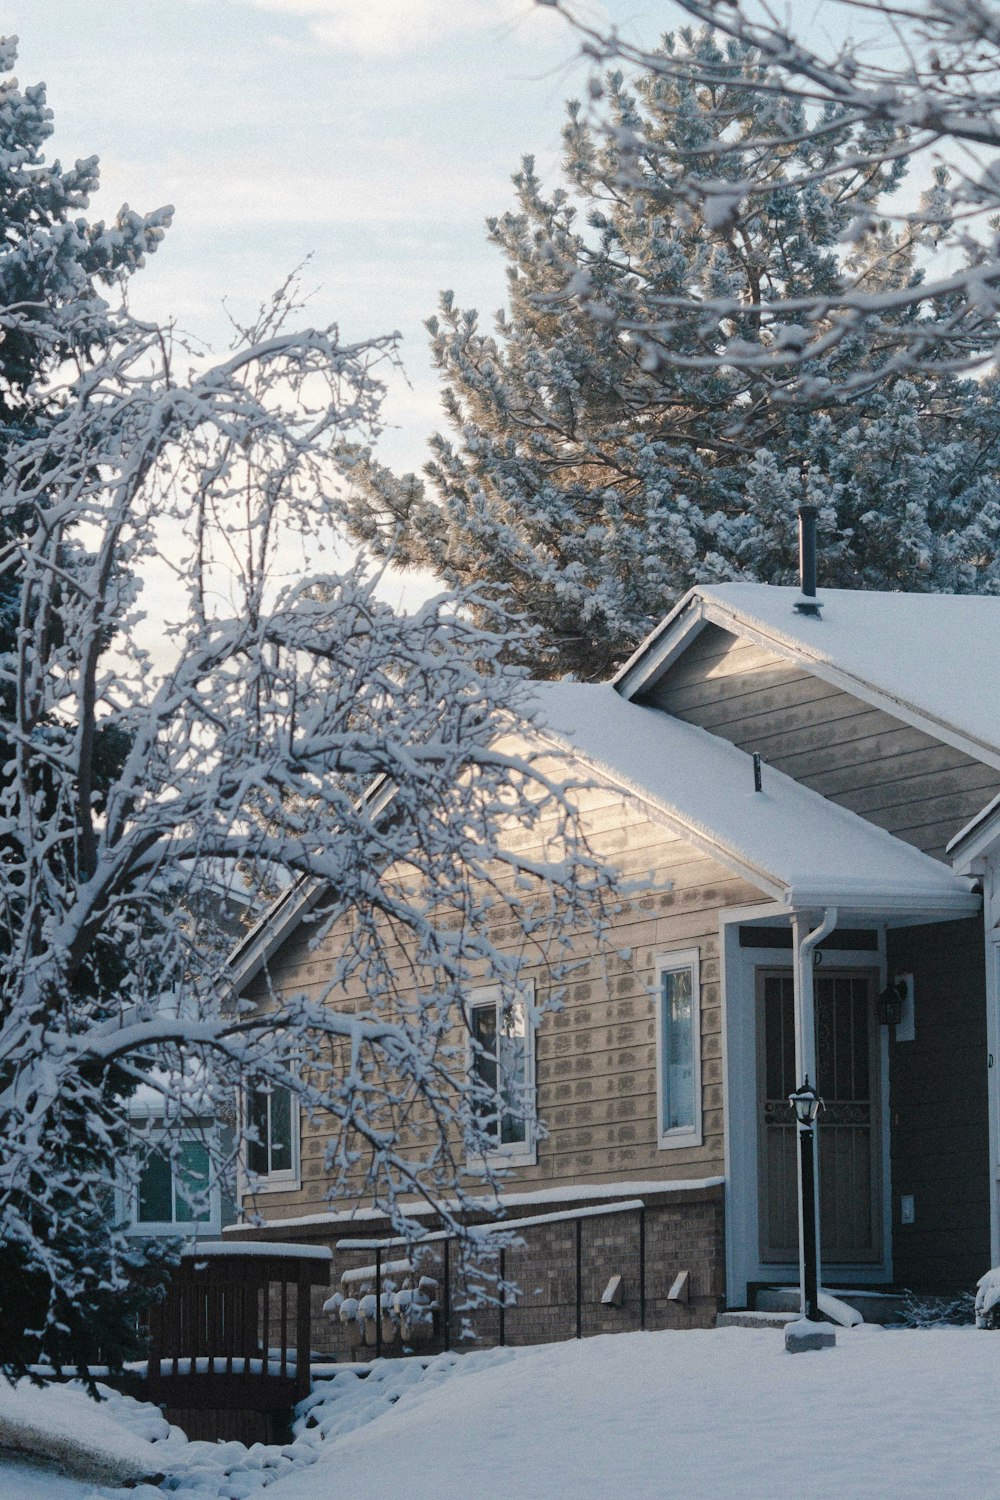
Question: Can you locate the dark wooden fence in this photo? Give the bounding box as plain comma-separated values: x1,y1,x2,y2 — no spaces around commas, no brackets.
146,1242,331,1442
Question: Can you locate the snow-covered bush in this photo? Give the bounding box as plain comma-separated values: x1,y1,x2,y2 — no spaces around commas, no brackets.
900,1289,976,1329
975,1270,1000,1329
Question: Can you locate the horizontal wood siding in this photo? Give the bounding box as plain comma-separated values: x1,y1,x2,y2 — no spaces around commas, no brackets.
645,623,1000,860
240,789,769,1222
886,919,990,1291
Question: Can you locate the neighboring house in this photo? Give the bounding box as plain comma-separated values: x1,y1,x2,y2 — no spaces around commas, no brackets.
122,1099,232,1240
224,581,1000,1338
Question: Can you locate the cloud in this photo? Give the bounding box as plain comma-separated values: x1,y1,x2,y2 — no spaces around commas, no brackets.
100,139,501,236
241,0,549,56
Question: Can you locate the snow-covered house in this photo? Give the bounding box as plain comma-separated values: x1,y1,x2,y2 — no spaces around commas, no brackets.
226,581,1000,1333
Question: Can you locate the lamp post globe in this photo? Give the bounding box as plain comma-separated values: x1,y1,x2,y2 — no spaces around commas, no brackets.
790,1078,821,1127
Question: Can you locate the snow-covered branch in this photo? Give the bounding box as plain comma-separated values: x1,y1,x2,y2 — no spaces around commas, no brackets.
542,0,1000,391
0,276,617,1377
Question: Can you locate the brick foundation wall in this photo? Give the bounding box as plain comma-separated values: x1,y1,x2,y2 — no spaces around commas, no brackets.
233,1185,724,1361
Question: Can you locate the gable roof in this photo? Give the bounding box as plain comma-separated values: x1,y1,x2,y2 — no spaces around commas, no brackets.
531,681,978,919
614,584,1000,768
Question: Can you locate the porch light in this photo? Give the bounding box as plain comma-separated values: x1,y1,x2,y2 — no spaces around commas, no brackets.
789,1077,821,1127
878,980,906,1028
789,1075,823,1322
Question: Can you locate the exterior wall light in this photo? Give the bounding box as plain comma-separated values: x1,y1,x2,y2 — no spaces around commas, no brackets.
878,981,907,1028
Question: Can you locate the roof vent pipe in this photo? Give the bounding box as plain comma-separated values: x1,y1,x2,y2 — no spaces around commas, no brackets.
794,502,822,616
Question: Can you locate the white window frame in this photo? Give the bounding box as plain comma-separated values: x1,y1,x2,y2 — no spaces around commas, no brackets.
655,948,703,1150
127,1130,223,1237
241,1077,301,1194
466,980,537,1168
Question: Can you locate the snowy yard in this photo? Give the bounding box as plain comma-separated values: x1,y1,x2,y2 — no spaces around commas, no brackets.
2,1325,999,1500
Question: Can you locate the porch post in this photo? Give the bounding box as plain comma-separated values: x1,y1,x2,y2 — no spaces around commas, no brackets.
791,908,838,1314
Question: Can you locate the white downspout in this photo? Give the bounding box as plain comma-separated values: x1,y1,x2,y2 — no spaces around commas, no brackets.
792,906,838,1308
792,907,838,1081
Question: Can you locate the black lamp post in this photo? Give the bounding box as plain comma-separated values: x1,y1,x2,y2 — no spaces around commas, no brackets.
789,1077,822,1321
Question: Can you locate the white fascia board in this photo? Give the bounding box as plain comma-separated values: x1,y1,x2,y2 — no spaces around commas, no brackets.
948,792,1000,871
699,596,1000,774
612,591,707,699
226,878,321,998
783,885,980,919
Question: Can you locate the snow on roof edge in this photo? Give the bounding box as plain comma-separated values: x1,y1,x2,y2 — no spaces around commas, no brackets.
224,1177,727,1233
530,682,975,913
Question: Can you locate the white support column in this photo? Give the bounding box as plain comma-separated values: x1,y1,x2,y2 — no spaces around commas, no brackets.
791,907,838,1309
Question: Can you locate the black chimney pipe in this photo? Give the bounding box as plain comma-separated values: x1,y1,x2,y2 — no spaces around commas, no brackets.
794,503,822,616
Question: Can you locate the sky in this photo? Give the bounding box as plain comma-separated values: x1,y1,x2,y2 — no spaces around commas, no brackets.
7,0,669,483
4,0,913,622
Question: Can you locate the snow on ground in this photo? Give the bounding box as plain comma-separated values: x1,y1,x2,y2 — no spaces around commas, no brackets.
276,1326,1000,1500
0,1454,103,1499
2,1326,999,1500
0,1378,164,1487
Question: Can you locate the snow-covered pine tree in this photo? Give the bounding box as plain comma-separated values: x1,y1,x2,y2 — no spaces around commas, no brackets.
341,31,1000,679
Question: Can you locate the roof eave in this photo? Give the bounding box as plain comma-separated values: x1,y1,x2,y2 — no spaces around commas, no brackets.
698,592,1000,772
784,885,980,919
947,792,1000,872
534,723,977,923
612,589,707,700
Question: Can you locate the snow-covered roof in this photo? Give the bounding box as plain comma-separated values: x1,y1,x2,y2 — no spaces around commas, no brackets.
531,681,978,916
616,583,1000,764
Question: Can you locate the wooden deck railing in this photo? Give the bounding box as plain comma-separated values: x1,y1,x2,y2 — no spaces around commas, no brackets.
146,1242,332,1422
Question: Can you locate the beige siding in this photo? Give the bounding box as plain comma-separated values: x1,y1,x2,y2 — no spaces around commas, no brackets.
239,789,764,1223
644,623,1000,860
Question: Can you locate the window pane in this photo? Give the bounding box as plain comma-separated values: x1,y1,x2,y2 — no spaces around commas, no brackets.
662,968,695,1132
175,1142,211,1224
247,1085,270,1177
498,1000,528,1145
471,1004,500,1141
269,1087,292,1172
137,1151,173,1223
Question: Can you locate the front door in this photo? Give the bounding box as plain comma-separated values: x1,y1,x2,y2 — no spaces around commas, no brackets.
758,968,882,1265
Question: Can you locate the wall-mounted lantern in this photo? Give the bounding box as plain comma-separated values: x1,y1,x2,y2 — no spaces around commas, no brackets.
878,980,907,1028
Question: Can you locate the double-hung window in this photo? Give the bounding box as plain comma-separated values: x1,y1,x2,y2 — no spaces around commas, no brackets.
468,982,536,1164
245,1079,300,1188
655,949,702,1149
136,1139,217,1230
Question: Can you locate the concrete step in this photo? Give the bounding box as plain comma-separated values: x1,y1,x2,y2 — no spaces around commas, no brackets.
716,1310,796,1329
755,1286,905,1325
